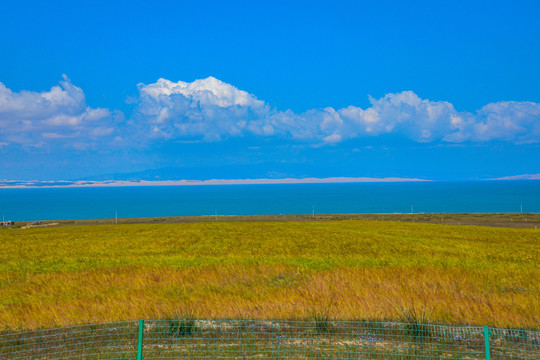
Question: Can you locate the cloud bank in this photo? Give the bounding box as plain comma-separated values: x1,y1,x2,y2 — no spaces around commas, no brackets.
1,75,539,150
0,75,121,150
134,77,540,144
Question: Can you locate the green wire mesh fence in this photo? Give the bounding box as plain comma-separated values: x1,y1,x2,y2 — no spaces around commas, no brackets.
0,320,538,359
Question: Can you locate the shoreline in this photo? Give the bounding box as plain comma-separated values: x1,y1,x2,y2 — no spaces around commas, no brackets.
1,177,539,189
3,212,540,229
0,177,430,189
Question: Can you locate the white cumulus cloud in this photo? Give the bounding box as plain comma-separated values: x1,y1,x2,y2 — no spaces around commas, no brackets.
471,101,540,143
0,75,121,148
2,76,539,150
336,91,461,142
133,77,540,144
134,77,269,141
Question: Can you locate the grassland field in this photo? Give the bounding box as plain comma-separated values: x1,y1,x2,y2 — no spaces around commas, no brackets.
1,216,539,332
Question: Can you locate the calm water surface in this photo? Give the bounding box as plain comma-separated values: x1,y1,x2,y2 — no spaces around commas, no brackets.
1,181,539,221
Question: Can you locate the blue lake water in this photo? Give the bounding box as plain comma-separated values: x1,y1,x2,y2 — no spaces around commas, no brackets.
1,181,539,221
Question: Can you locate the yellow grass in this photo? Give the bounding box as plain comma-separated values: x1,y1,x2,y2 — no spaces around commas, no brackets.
0,221,538,331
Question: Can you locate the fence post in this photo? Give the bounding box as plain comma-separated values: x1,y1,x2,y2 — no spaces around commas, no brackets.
137,319,144,360
483,326,491,360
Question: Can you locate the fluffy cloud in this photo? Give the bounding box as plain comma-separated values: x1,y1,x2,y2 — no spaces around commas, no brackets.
2,76,539,150
134,77,270,141
336,92,460,141
134,77,540,144
0,75,121,149
469,101,540,143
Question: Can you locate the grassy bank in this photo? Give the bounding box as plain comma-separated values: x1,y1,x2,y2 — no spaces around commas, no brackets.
6,212,540,229
1,220,538,331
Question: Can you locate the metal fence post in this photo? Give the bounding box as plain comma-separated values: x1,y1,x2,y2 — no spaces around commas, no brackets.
137,320,144,360
483,326,491,360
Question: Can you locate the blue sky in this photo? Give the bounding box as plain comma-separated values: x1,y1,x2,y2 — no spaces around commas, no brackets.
1,0,539,181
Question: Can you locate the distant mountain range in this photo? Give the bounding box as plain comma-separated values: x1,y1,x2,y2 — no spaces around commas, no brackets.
84,166,540,182
491,174,540,180
81,164,380,182
1,164,539,188
0,176,430,188
1,172,539,189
